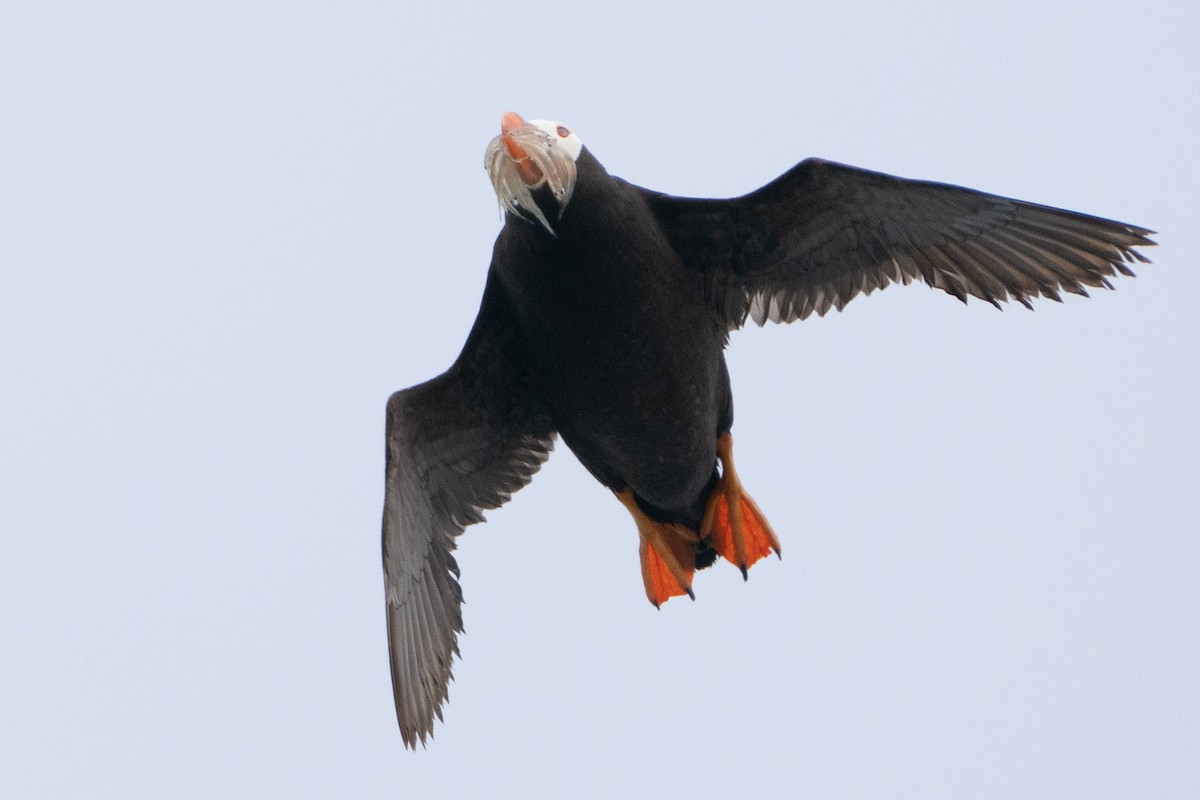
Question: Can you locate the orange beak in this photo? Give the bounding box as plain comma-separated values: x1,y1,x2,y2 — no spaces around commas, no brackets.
501,111,544,186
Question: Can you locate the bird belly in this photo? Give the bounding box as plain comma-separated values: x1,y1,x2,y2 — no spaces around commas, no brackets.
497,191,731,526
535,312,730,527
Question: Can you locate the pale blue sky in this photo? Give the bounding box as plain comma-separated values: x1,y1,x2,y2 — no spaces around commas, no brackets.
2,2,1197,798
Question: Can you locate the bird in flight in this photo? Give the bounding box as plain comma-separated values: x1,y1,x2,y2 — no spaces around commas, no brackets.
381,111,1153,748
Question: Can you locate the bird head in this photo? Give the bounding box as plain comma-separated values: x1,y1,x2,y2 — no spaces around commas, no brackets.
485,111,583,235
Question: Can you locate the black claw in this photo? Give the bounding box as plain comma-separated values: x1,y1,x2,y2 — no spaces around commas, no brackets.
686,586,695,601
739,565,749,581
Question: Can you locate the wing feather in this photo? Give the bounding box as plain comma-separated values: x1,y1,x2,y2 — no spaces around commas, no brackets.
382,276,553,748
642,158,1153,328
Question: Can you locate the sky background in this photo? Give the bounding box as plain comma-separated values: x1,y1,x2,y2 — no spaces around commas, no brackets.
2,2,1197,798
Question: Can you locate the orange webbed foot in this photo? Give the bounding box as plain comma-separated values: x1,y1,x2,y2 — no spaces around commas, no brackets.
701,432,782,578
615,488,697,607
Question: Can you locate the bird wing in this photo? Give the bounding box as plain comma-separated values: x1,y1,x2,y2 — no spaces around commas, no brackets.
382,274,554,749
641,158,1154,328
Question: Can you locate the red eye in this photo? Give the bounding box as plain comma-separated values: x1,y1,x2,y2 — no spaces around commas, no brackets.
556,126,571,138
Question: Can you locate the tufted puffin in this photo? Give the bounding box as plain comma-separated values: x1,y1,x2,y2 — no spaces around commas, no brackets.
381,111,1154,748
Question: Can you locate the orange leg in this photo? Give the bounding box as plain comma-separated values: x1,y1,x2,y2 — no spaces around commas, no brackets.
615,488,698,608
700,432,782,578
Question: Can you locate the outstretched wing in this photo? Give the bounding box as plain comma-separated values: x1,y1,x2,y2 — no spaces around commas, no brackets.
642,158,1154,328
382,274,554,749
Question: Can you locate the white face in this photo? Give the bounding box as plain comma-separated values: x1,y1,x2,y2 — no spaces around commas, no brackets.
485,117,584,235
528,119,584,162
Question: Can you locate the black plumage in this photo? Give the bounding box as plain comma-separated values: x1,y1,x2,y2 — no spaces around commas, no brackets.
381,114,1153,748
